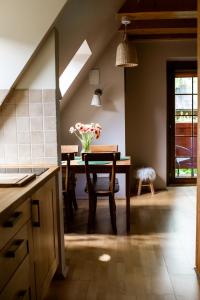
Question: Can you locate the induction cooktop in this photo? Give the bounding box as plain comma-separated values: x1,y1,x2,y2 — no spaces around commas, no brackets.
0,168,48,176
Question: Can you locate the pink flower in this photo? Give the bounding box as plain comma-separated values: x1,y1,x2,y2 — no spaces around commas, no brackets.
75,122,82,130
69,126,76,134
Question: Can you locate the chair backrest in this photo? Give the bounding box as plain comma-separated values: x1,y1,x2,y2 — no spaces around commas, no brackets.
62,152,75,191
82,152,120,195
89,144,118,153
61,145,78,154
61,145,78,161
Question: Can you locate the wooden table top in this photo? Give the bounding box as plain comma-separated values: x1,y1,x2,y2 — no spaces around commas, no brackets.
62,156,131,167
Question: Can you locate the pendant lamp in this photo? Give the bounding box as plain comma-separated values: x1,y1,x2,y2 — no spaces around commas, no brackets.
116,17,138,68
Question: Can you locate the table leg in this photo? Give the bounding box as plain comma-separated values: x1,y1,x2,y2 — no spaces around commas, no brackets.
126,169,131,233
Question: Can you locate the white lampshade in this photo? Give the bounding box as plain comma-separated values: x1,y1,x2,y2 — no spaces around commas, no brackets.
91,94,101,107
91,89,102,107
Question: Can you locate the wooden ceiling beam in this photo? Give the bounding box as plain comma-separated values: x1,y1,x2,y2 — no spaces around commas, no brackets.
117,11,197,21
119,19,197,30
128,33,197,40
118,0,197,20
117,0,197,20
118,19,197,35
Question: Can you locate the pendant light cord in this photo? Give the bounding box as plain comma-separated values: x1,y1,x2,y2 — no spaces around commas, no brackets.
123,23,127,42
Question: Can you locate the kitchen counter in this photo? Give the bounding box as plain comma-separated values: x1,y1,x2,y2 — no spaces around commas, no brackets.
0,165,60,219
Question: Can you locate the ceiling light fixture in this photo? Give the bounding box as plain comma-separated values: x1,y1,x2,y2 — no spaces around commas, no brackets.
116,16,138,68
91,89,102,107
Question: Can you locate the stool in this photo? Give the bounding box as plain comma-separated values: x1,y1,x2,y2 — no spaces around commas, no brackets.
136,167,156,196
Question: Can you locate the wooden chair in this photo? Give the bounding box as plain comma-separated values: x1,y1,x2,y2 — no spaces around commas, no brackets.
82,152,120,234
61,145,78,230
89,144,119,181
90,144,118,153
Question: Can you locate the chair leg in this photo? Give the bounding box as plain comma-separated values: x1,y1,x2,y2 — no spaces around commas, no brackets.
71,174,78,210
109,195,117,234
63,192,73,232
87,194,96,233
149,181,155,195
137,179,142,196
71,189,78,210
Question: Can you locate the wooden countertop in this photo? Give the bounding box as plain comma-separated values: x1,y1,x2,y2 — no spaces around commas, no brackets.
0,165,59,219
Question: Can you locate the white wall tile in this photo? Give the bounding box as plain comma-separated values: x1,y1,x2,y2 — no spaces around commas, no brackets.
31,131,44,144
1,89,57,164
18,144,31,159
1,104,16,117
43,103,56,116
5,144,18,161
29,90,42,103
29,103,43,116
3,130,17,144
17,117,30,132
44,116,56,130
31,144,44,158
17,132,31,144
4,117,17,132
16,102,29,116
44,131,57,143
30,117,43,131
44,143,57,157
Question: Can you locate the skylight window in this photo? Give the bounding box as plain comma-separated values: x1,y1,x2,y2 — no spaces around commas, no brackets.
59,40,92,97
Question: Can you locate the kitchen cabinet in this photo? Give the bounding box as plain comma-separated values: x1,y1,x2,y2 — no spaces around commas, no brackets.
0,200,35,300
32,176,58,300
0,171,59,300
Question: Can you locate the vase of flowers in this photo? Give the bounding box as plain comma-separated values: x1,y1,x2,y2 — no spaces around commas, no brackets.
69,122,102,153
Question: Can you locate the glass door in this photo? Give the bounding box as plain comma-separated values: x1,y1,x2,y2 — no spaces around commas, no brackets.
167,61,197,185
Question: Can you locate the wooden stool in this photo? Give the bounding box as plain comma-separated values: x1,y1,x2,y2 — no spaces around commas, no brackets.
136,167,156,196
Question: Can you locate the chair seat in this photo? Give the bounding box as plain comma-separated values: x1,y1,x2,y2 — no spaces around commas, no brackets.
86,176,119,195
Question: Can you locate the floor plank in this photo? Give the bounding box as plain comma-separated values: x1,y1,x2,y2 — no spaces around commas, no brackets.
45,187,200,300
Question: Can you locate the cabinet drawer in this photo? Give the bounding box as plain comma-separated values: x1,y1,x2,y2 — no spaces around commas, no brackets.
0,200,31,250
0,255,31,300
0,222,30,292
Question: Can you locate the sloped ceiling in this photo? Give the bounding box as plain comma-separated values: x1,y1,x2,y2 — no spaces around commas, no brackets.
56,0,125,110
0,0,67,105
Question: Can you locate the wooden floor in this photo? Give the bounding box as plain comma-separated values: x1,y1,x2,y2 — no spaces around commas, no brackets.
45,187,200,300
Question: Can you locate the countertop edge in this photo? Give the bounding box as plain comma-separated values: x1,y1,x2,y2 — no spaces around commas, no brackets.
0,166,60,219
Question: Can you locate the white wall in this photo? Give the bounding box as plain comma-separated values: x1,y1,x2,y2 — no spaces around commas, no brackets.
56,0,124,107
125,39,197,189
18,34,56,89
0,0,67,104
61,35,126,198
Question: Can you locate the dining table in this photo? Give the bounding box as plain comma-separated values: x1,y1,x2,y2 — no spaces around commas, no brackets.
61,156,131,233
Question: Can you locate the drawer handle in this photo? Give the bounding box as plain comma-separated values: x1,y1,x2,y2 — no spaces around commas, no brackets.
3,211,23,227
32,199,40,227
18,289,28,300
5,239,25,258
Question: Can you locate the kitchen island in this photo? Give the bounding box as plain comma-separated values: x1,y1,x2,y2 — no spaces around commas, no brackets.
0,165,60,300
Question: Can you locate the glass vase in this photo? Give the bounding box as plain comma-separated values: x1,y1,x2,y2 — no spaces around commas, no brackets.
81,141,91,153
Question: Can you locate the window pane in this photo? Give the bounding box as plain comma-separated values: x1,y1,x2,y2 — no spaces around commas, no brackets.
175,95,192,115
175,136,192,156
193,77,198,94
193,95,198,115
175,77,192,94
175,117,192,136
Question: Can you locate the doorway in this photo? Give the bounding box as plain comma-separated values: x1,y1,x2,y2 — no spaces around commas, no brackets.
167,61,197,185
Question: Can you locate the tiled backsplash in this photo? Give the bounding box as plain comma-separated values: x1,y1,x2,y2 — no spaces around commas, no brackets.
0,89,58,164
